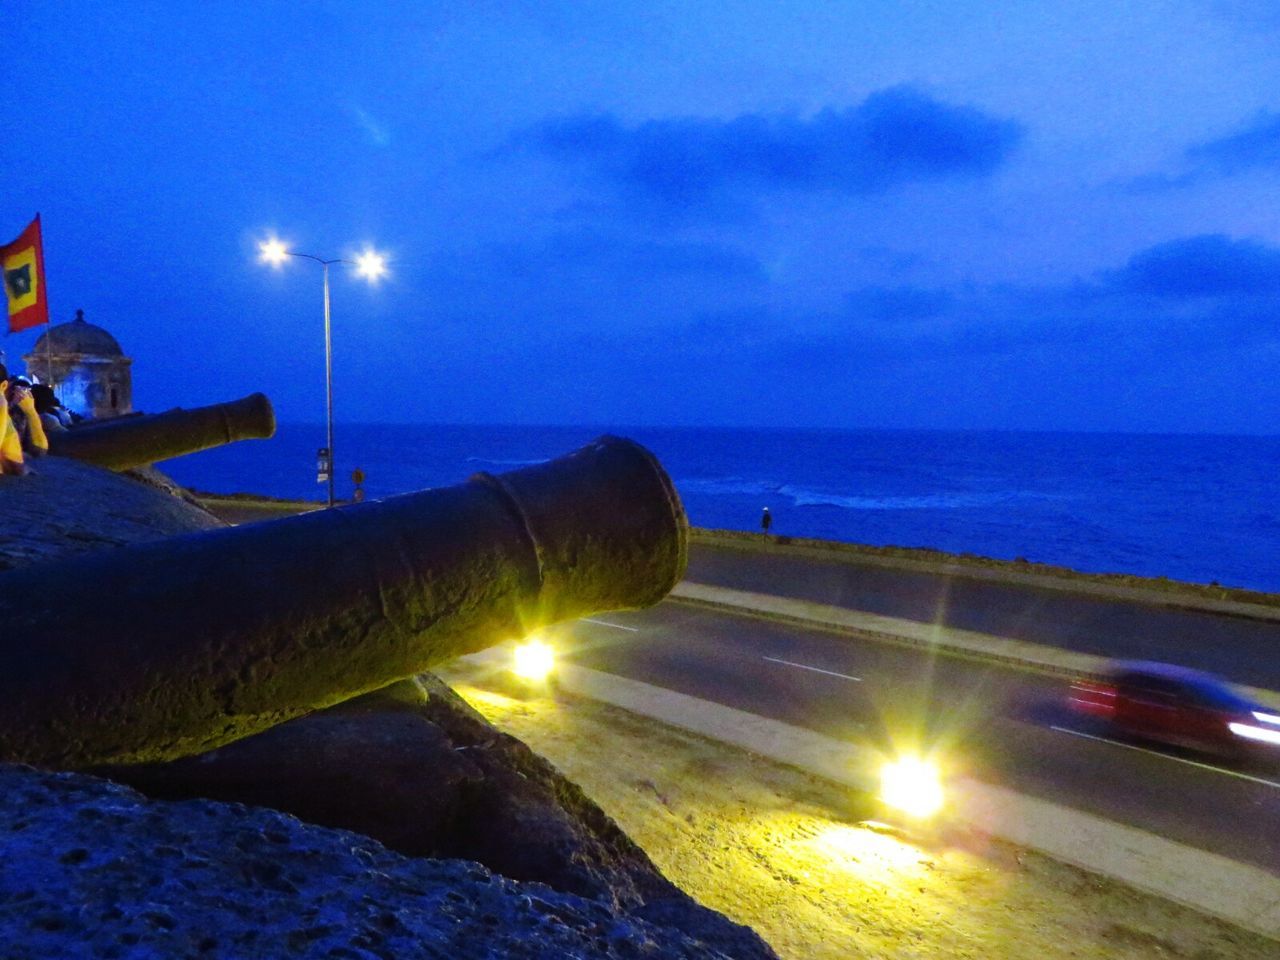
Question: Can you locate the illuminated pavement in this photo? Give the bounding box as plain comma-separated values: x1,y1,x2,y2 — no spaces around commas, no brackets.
560,602,1280,873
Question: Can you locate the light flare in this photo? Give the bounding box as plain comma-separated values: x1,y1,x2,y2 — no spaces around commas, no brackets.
1229,721,1280,745
879,755,945,818
258,237,290,266
354,248,388,281
513,638,555,682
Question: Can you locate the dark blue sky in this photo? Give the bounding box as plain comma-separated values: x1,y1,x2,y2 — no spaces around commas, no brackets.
3,1,1279,431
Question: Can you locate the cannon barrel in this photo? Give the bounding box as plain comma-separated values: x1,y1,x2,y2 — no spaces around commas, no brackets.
0,436,687,768
47,392,276,470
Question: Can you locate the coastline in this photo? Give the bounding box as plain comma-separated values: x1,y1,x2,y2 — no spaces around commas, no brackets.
193,490,1280,616
163,424,1279,595
191,489,325,525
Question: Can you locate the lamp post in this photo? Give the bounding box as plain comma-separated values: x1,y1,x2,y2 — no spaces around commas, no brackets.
258,238,386,507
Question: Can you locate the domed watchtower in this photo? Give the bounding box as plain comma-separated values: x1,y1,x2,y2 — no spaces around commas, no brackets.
24,309,133,420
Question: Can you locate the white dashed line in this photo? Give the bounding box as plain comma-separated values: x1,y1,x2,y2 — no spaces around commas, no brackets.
762,656,861,683
581,618,640,632
1050,725,1280,789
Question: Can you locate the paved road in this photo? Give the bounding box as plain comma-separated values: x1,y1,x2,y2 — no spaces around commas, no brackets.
560,602,1280,873
686,542,1280,691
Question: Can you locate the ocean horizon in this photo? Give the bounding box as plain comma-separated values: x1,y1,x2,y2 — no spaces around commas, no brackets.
159,423,1280,594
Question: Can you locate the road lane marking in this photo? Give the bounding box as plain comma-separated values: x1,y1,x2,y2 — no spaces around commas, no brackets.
1050,725,1280,790
581,618,639,632
762,656,861,683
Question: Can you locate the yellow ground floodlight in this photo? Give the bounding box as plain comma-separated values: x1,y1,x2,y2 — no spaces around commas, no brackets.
879,755,944,819
512,637,556,682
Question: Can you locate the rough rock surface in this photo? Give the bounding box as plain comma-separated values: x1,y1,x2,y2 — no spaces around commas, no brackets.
0,456,221,570
104,678,775,959
0,764,759,960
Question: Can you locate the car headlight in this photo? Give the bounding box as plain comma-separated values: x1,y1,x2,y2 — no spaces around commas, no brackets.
1229,721,1280,746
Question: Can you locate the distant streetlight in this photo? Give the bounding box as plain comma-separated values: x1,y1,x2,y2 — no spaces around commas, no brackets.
258,236,387,508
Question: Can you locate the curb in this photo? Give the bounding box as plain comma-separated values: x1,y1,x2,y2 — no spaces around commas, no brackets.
947,773,1280,939
670,581,1280,711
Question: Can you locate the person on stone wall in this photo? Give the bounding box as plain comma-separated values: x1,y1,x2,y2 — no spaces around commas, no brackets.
0,363,33,475
30,384,72,433
6,375,49,459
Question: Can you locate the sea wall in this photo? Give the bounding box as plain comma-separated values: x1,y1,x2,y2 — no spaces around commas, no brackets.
690,527,1280,617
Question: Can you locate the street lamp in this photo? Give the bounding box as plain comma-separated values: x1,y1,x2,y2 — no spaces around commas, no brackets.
258,236,387,507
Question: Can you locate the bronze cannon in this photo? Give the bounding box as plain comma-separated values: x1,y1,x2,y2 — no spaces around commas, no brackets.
0,436,687,768
47,392,276,471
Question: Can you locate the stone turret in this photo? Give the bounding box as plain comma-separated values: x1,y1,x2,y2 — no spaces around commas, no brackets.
24,309,132,420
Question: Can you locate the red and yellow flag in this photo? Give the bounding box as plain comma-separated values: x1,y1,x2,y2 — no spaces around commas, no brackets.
1,215,49,334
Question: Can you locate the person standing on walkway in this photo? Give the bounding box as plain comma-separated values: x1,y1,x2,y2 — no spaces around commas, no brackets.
761,506,772,534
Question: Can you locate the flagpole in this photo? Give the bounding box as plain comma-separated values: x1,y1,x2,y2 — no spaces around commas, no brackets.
44,318,53,388
323,261,334,510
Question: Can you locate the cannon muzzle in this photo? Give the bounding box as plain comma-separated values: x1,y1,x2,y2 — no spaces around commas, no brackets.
0,436,686,768
48,392,276,470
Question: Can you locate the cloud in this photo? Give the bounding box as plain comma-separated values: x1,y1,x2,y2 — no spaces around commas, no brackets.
1184,110,1280,177
375,226,1280,431
414,227,1280,419
1125,109,1280,191
520,86,1021,214
751,234,1280,373
1109,234,1280,298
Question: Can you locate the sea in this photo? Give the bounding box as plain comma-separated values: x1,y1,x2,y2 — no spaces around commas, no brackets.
159,424,1280,594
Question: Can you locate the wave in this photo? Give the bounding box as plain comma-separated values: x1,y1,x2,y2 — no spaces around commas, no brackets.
677,476,1027,512
464,456,550,467
677,477,783,498
779,486,1020,511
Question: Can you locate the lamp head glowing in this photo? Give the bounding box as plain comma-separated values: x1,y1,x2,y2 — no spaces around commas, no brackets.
879,755,944,819
258,238,290,267
512,638,555,682
354,248,387,282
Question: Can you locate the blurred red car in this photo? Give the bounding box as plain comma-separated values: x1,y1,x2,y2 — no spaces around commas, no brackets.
1068,661,1280,758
